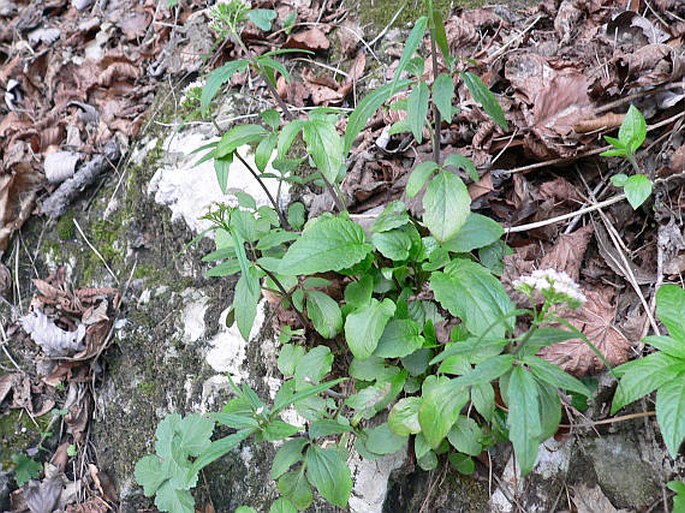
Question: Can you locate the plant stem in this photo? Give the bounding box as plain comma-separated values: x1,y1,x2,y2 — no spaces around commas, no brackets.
321,174,346,213
234,152,291,229
429,32,442,166
256,263,308,329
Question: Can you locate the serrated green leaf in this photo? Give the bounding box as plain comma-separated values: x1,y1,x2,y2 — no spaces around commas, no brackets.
444,153,478,182
278,468,313,510
344,80,412,156
247,8,277,30
216,124,267,159
611,352,685,413
447,416,483,456
442,213,502,253
11,452,42,487
272,438,308,480
374,319,424,358
656,285,685,345
522,356,591,397
135,455,166,496
406,161,438,199
462,72,508,131
305,445,352,508
430,259,514,337
620,104,647,152
624,174,652,209
201,60,250,115
507,366,541,476
657,379,685,458
279,215,373,275
302,119,343,183
388,397,422,436
372,228,413,261
178,414,214,456
407,82,430,143
419,376,470,448
423,170,471,243
306,292,342,339
344,298,396,359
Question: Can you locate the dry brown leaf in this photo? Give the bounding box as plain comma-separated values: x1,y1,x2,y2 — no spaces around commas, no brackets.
348,51,366,82
284,28,330,52
539,224,593,281
539,287,632,375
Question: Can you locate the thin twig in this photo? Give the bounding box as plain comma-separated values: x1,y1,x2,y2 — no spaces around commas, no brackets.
369,4,406,47
72,220,119,284
504,194,626,233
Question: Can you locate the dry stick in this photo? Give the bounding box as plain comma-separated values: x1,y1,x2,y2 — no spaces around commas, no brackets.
233,152,291,228
560,410,656,429
72,219,120,285
368,4,406,47
594,82,685,115
501,109,685,177
480,15,541,61
504,194,627,233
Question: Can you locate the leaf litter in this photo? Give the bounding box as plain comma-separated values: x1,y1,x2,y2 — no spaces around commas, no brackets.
1,0,685,509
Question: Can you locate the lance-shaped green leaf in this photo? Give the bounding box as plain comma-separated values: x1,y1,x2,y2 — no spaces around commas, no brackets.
656,284,685,345
215,124,267,159
433,73,455,121
407,82,430,143
279,215,373,275
507,366,541,475
201,59,250,115
392,16,428,90
657,379,685,458
423,170,471,243
419,376,469,448
462,72,508,131
306,291,342,339
302,119,344,183
619,104,647,153
345,298,396,359
344,80,412,156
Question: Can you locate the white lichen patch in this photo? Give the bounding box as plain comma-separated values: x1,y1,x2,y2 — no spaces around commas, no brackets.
182,290,208,342
147,130,287,236
348,450,406,513
204,301,266,381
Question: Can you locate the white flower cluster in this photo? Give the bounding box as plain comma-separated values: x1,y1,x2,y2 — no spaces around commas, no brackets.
180,79,206,105
514,268,586,306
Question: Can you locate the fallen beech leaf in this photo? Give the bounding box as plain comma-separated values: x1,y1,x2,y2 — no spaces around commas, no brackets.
539,288,632,375
284,28,330,52
539,224,593,281
44,151,80,184
24,475,63,513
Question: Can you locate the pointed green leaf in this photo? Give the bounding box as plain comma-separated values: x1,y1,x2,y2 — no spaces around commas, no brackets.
462,72,508,131
278,468,313,510
623,174,652,209
279,215,373,275
657,379,685,458
447,415,483,456
305,446,352,508
388,397,422,436
423,170,471,243
507,366,541,475
302,119,343,183
306,291,342,339
619,105,647,152
522,356,592,397
406,161,438,199
255,132,277,172
247,9,277,31
214,155,232,194
407,82,430,143
201,60,250,115
392,17,428,90
215,124,267,158
442,213,503,253
419,376,469,448
374,319,424,358
433,73,455,122
430,259,514,337
444,153,478,182
656,285,685,345
295,345,333,384
345,298,396,359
